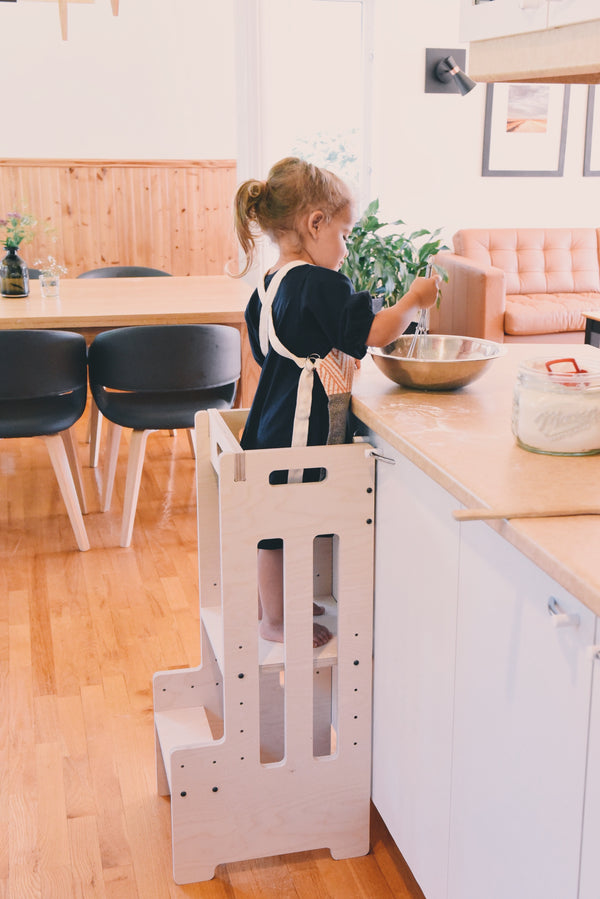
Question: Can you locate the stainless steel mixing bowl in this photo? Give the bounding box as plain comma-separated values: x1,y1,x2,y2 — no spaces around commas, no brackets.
368,334,504,390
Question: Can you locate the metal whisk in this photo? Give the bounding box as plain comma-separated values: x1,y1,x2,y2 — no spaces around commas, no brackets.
406,262,433,359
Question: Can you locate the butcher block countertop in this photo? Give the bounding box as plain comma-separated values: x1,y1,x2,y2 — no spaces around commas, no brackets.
351,343,600,616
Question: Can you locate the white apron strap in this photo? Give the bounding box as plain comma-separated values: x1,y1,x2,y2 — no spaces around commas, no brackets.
257,261,317,482
257,260,307,358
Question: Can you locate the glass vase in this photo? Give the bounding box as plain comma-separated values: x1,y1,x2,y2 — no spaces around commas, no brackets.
1,245,29,297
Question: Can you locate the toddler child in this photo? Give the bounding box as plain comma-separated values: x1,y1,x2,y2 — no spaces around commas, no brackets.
233,157,439,646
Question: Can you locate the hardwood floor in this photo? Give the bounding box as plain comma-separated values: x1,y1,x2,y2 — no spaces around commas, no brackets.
0,416,426,899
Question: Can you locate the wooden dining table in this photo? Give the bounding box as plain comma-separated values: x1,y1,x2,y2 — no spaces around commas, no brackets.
0,275,259,407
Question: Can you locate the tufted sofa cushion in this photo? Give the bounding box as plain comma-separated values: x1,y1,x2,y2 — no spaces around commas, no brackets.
453,228,600,296
504,292,600,335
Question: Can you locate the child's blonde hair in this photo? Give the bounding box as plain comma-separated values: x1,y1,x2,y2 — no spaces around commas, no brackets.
232,157,353,276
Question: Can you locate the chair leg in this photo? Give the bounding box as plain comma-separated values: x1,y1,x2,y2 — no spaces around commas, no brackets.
60,428,88,514
42,434,90,552
120,429,151,548
102,421,122,512
89,401,103,468
187,427,196,457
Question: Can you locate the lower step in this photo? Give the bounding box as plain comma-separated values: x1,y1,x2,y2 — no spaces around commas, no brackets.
155,705,216,791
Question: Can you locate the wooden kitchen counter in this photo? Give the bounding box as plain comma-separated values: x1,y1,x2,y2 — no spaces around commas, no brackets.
351,343,600,615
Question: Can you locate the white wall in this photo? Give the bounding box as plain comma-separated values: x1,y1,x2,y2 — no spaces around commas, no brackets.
370,0,598,245
1,0,597,247
0,0,236,159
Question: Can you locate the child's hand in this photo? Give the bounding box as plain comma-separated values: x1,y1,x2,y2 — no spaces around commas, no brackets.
410,274,441,310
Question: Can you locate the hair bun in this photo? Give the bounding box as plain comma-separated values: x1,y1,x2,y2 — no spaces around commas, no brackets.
248,180,264,199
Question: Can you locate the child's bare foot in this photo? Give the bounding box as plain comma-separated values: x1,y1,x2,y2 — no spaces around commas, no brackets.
259,619,332,648
313,623,332,647
259,619,284,643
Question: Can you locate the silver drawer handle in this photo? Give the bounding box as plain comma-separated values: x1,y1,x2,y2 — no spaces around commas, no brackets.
547,596,580,628
368,449,396,465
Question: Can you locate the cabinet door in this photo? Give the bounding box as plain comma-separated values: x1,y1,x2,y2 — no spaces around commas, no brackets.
449,522,595,899
371,439,460,899
579,632,600,899
547,0,599,27
460,0,548,41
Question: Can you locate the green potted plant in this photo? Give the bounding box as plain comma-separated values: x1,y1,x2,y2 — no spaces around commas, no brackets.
341,199,448,308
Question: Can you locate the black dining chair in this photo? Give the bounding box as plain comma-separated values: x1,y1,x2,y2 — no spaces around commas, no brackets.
0,330,90,551
88,324,241,547
78,265,173,465
77,266,172,279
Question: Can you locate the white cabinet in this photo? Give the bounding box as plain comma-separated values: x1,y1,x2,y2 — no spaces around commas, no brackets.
367,428,600,899
579,636,600,899
448,522,596,899
370,440,460,899
547,0,600,27
460,0,600,48
459,0,548,42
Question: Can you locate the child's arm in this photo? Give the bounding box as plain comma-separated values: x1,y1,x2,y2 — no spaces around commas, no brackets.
366,275,440,348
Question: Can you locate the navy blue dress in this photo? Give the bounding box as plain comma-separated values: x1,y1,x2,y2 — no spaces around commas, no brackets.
241,264,376,452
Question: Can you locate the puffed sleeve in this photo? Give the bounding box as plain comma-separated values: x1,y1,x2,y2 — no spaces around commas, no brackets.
305,269,378,359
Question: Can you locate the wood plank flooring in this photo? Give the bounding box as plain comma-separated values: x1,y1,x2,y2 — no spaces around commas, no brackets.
0,416,426,899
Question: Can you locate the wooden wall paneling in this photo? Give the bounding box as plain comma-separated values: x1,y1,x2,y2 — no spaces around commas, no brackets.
148,166,167,273
171,163,183,275
205,162,222,272
0,159,237,278
188,166,204,277
76,165,96,271
58,163,79,273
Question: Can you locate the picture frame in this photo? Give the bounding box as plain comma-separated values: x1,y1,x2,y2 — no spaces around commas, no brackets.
482,83,570,177
584,86,600,177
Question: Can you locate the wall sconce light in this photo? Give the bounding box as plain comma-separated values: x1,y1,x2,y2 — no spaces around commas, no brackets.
425,48,477,96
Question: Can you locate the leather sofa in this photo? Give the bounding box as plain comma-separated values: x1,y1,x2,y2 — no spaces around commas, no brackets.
429,228,600,344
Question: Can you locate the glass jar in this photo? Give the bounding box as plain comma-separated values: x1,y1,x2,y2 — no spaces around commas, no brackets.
512,357,600,456
40,270,60,299
1,245,29,297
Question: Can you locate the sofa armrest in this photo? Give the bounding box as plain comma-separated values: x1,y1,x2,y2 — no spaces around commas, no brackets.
428,252,506,343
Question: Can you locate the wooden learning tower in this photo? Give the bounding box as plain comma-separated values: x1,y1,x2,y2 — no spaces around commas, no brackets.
153,409,376,884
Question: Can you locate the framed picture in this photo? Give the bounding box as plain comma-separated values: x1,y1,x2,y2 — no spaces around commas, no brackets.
584,86,600,177
482,83,570,177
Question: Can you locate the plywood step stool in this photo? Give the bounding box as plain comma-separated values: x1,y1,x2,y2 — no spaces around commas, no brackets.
153,408,376,884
